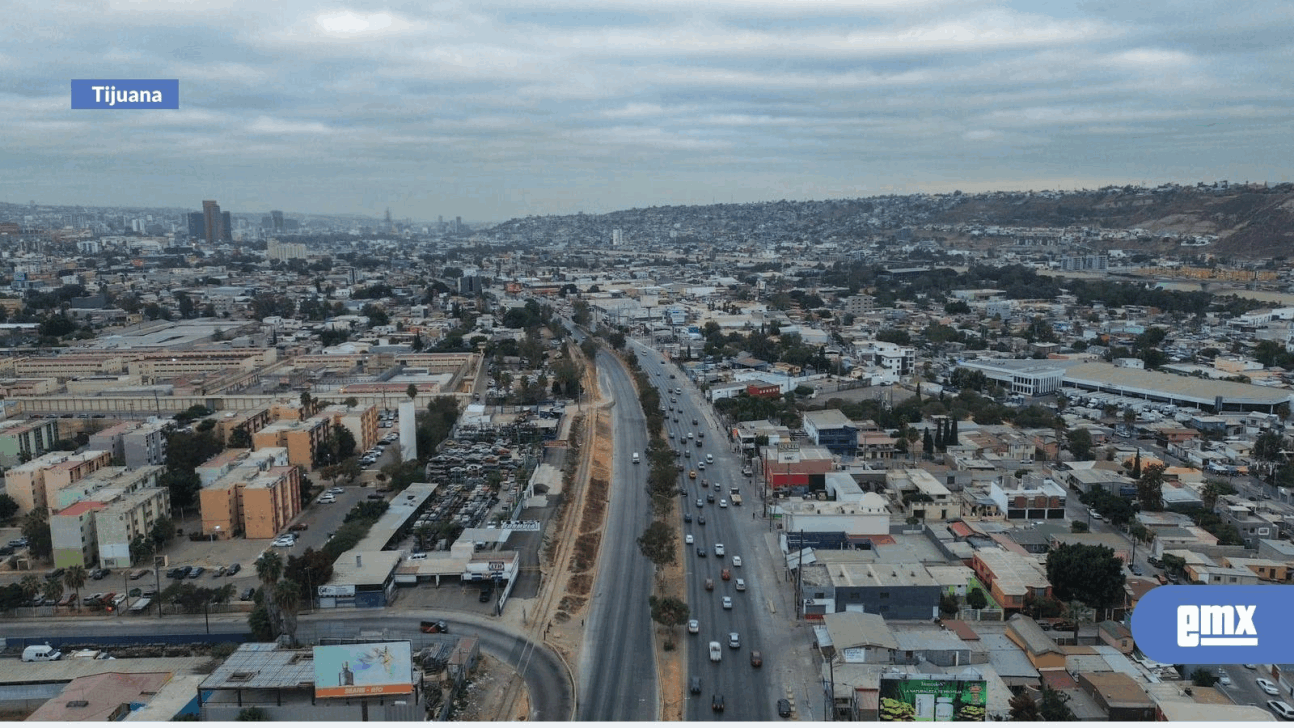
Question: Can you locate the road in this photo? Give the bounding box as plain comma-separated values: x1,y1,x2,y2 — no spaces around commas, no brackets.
632,341,778,721
577,347,660,721
0,610,574,721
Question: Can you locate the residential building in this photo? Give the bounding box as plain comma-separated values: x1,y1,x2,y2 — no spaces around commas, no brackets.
887,468,961,522
96,484,171,568
211,406,273,445
988,474,1067,521
970,548,1051,612
50,500,106,568
87,419,168,468
0,418,59,467
252,415,331,468
321,403,380,452
199,448,300,539
4,450,112,513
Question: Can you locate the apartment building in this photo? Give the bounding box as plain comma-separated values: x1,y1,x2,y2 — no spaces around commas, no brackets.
322,403,380,452
887,468,961,522
252,415,331,468
50,465,164,510
87,419,169,468
128,348,277,380
199,448,299,539
988,474,1068,521
50,500,106,569
0,418,59,468
15,354,128,379
211,407,272,445
4,450,112,512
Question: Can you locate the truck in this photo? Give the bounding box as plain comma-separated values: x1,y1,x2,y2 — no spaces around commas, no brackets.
709,641,722,662
730,489,742,506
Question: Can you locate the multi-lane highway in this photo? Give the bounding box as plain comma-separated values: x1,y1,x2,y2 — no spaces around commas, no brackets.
631,340,779,721
577,348,660,720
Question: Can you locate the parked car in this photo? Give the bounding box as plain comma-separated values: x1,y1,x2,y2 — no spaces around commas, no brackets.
1258,678,1280,695
188,566,205,578
212,566,227,577
479,586,494,603
227,563,241,576
240,587,256,601
318,495,336,504
90,568,109,580
289,523,309,532
129,569,149,580
1268,700,1294,720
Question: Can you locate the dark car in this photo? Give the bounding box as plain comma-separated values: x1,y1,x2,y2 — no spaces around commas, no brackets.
288,523,309,532
696,546,706,557
683,513,692,523
750,650,763,668
240,587,256,601
690,677,702,695
693,418,699,425
46,568,65,580
707,493,715,503
778,698,792,718
90,568,109,580
188,566,205,578
166,567,184,579
227,563,241,576
712,694,725,712
479,586,494,603
698,515,706,525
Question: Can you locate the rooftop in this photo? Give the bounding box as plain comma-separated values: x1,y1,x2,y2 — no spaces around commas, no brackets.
200,643,315,691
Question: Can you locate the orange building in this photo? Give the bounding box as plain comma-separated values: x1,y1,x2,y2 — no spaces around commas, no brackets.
199,450,301,540
4,450,113,513
970,548,1052,612
252,416,330,468
321,404,380,452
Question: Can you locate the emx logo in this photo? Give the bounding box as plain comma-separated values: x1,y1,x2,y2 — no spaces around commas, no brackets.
1133,586,1291,663
1177,604,1257,647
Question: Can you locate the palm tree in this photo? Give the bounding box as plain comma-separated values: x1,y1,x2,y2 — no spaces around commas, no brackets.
273,580,301,646
43,577,64,607
19,574,42,605
255,551,284,634
64,565,88,612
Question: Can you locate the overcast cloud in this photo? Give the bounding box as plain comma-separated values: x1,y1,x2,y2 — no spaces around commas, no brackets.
2,0,1292,222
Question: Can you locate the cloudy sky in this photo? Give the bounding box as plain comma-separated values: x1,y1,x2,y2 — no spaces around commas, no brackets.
4,0,1292,222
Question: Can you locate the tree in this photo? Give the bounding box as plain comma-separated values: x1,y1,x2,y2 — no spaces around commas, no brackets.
1063,599,1090,645
255,551,284,640
637,521,676,571
0,493,18,522
1191,668,1220,688
1008,692,1041,721
1066,428,1094,461
19,574,42,604
285,548,334,601
406,383,418,400
1136,463,1165,512
922,428,934,458
236,707,271,721
1130,450,1142,480
1045,543,1126,613
274,579,302,646
1038,686,1076,722
939,592,959,615
150,515,175,550
64,565,88,612
647,595,690,631
1201,478,1236,511
1071,520,1089,533
228,425,252,449
1254,431,1285,462
160,470,202,512
966,587,988,610
20,507,52,559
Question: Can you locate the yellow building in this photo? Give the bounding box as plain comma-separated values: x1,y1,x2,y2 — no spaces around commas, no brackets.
252,416,330,468
322,404,380,452
3,450,112,513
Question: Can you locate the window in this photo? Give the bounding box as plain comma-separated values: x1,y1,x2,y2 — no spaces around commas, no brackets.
879,592,890,599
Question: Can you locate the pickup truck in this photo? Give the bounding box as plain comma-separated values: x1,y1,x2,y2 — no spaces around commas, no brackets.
730,491,742,506
709,641,722,662
420,620,449,634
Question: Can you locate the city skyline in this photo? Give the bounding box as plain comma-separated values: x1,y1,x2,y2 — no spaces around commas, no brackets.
4,0,1292,221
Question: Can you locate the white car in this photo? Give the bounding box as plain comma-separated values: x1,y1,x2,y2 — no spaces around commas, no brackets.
732,556,742,567
272,538,295,547
719,499,727,508
735,578,746,591
685,534,694,544
1268,701,1294,720
318,496,335,504
1258,678,1280,695
728,631,740,648
722,597,733,609
714,543,725,556
688,619,699,634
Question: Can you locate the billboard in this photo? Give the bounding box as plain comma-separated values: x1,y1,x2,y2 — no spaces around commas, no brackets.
313,642,413,698
879,674,987,721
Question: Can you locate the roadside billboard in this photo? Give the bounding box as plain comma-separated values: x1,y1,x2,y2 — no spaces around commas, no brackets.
313,642,413,698
879,674,987,721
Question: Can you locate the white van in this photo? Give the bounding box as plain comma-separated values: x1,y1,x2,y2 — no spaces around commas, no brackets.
632,452,640,464
22,645,62,662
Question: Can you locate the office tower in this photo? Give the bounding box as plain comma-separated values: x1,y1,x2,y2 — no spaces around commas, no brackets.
221,211,232,241
612,229,623,247
455,216,462,233
261,215,273,230
187,212,203,239
271,210,284,233
202,200,221,245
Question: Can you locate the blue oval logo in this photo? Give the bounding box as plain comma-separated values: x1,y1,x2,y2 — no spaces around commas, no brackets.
1131,585,1294,663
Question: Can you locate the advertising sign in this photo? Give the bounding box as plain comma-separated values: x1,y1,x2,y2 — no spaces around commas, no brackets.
313,642,413,698
879,674,987,721
317,584,356,598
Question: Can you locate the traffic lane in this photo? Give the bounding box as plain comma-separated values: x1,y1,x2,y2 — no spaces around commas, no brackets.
0,612,574,721
580,349,658,721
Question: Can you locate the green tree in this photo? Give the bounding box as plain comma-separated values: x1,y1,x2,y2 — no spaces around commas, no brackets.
227,425,252,449
1136,463,1165,512
939,592,959,615
1201,478,1236,511
637,521,676,572
1191,668,1220,688
236,707,271,721
1038,686,1076,721
1045,543,1126,613
647,595,690,632
1066,428,1094,460
966,587,988,610
19,574,41,604
1253,431,1285,462
20,507,52,559
274,580,302,646
0,493,18,522
254,551,284,639
150,515,176,550
1008,692,1041,721
406,383,418,400
1071,520,1089,533
63,565,88,612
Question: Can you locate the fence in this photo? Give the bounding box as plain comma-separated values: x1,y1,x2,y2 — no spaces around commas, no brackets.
956,607,1005,622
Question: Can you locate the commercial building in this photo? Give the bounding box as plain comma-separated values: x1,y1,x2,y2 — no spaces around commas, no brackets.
202,200,222,245
960,359,1066,397
319,551,403,609
803,410,860,456
761,443,836,492
801,560,943,620
887,469,961,522
0,418,59,467
1063,361,1292,413
4,450,112,513
988,474,1067,521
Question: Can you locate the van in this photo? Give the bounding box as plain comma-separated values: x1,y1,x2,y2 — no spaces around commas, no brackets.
632,452,640,464
22,645,62,662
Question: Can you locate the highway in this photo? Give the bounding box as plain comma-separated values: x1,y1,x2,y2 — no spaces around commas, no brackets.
0,610,574,721
575,343,660,719
632,340,779,721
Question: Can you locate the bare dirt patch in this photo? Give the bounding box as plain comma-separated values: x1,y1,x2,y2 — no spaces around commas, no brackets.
459,654,530,722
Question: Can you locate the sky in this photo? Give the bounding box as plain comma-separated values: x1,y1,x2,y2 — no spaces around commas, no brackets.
3,0,1293,223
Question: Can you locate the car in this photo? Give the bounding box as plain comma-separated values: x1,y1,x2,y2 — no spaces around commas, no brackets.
129,569,149,580
240,587,256,601
697,462,705,470
272,538,295,547
1244,664,1257,670
688,619,699,634
693,418,698,425
83,592,105,606
7,537,28,548
1218,670,1231,686
705,577,714,591
697,515,706,525
685,534,694,544
719,499,727,508
189,566,205,578
722,596,733,609
318,496,336,504
1259,678,1281,695
696,546,706,557
420,620,449,634
721,568,731,581
690,677,702,695
212,566,227,577
90,568,109,580
227,563,241,576
707,493,715,503
712,694,725,712
728,632,740,648
289,523,309,532
750,650,763,668
696,498,704,507
1130,565,1143,576
714,543,725,556
735,578,746,591
778,698,792,718
1038,621,1052,631
367,493,385,500
1269,700,1294,720
409,552,428,560
683,513,692,523
732,556,742,567
670,373,676,379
